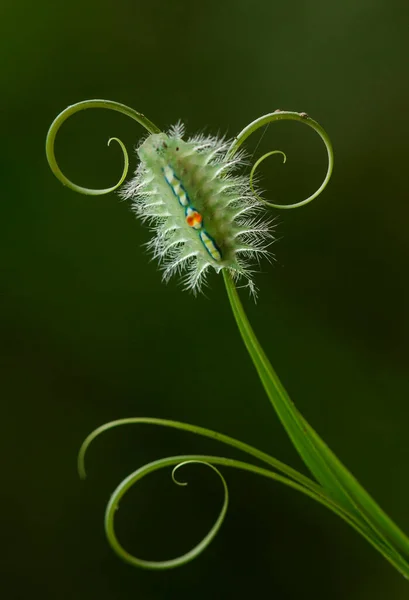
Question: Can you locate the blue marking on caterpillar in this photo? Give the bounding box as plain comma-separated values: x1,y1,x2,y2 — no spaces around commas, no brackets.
162,164,222,262
199,230,222,262
162,165,190,207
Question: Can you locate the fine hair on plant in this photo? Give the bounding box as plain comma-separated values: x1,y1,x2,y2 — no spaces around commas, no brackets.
46,100,409,577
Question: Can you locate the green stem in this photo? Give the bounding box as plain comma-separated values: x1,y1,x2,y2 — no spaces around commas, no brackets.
223,271,409,578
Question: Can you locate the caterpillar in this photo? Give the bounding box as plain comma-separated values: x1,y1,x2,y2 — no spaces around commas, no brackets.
121,123,273,295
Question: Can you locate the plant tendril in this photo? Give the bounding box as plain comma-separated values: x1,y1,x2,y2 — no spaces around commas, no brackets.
45,99,161,196
46,104,332,210
78,418,405,573
249,150,288,209
229,111,334,209
104,457,228,570
172,462,191,486
78,417,319,493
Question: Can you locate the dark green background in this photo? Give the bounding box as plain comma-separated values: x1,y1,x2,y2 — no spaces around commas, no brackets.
2,0,408,598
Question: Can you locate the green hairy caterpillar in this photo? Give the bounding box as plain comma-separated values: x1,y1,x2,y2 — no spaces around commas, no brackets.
46,100,409,578
124,125,272,295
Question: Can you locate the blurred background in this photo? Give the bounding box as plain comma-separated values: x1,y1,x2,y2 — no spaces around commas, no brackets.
1,0,409,598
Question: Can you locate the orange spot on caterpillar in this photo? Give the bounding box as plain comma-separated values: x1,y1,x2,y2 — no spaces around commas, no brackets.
186,211,202,227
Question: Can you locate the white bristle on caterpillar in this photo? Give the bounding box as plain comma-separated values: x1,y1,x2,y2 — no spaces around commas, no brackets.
120,122,275,296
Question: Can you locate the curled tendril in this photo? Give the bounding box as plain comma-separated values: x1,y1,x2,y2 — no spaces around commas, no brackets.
228,110,334,209
78,417,391,571
249,150,287,209
105,457,228,570
45,99,161,196
46,102,333,210
172,462,191,486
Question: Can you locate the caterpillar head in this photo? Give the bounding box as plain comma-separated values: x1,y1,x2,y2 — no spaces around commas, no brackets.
138,133,170,163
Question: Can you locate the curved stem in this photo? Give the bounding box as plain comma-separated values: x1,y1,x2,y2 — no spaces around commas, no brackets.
45,99,161,195
223,270,409,578
228,111,334,209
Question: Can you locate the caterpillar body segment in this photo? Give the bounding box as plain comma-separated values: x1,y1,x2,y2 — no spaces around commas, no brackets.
199,231,222,262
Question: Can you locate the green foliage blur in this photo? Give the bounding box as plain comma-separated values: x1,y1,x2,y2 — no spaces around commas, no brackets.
1,0,408,598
